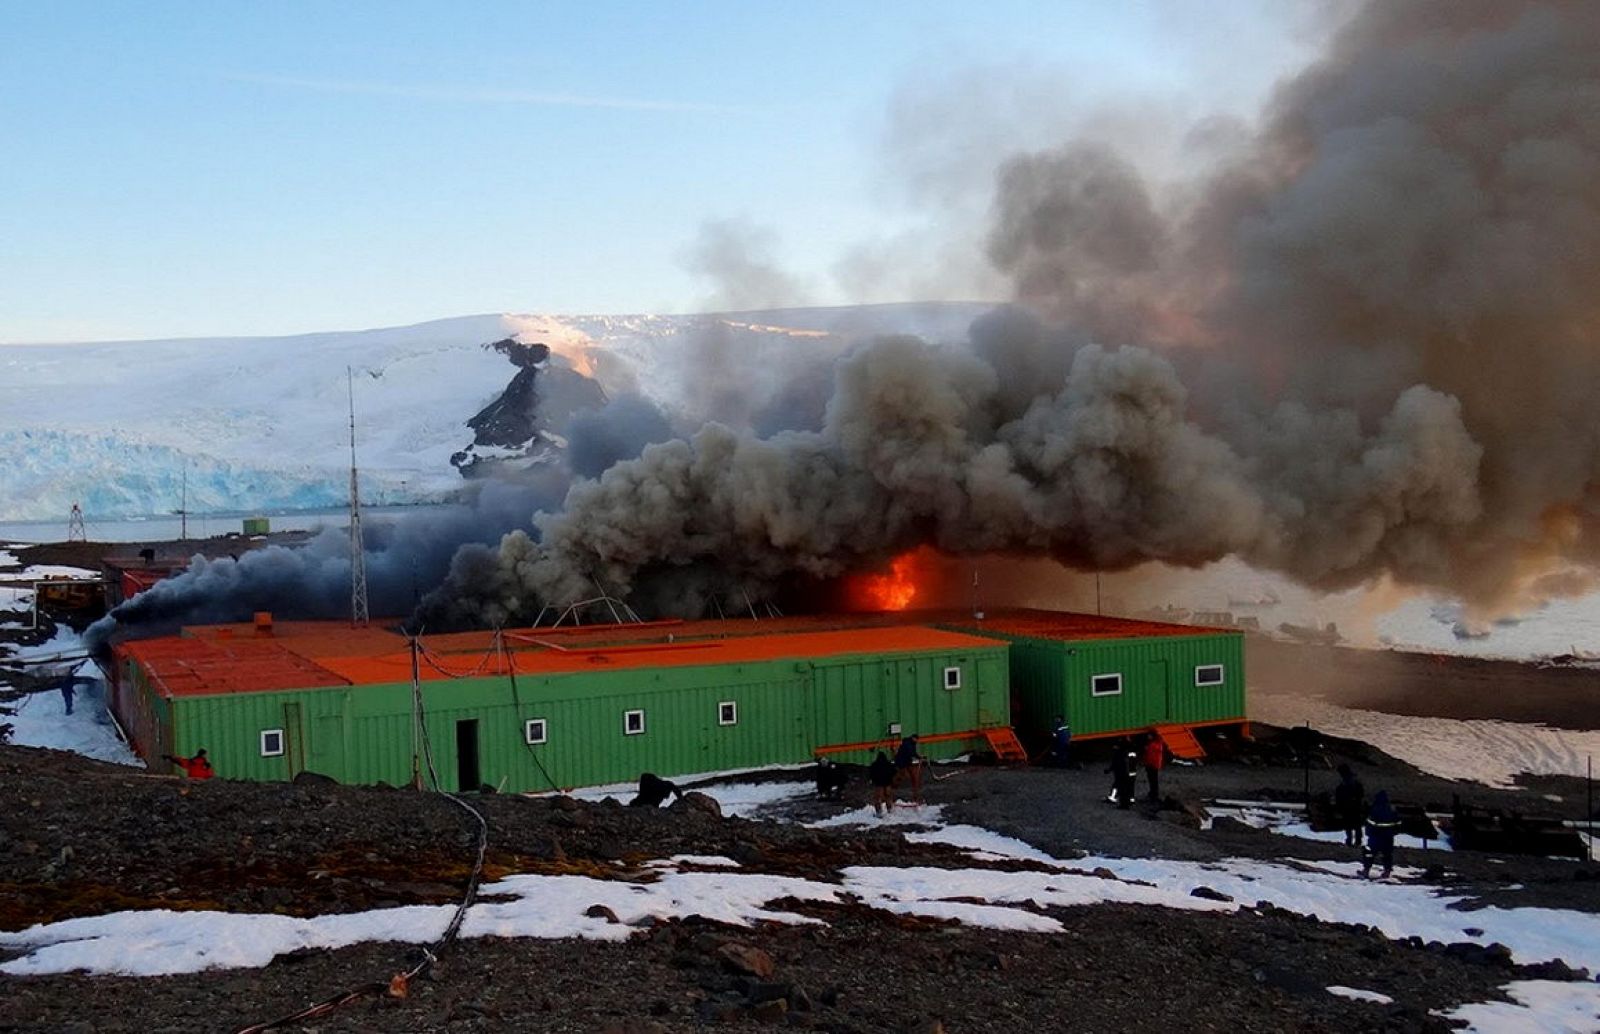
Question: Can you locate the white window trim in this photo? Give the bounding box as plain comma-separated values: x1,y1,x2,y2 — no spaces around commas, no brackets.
624,709,646,736
1194,664,1226,687
942,665,962,691
1090,672,1124,697
260,728,285,757
524,718,548,745
718,700,738,726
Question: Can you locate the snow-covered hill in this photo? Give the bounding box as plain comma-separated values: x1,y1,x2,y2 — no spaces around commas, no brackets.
0,304,989,521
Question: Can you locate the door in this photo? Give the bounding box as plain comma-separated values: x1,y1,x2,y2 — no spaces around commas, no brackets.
455,719,481,792
282,702,304,777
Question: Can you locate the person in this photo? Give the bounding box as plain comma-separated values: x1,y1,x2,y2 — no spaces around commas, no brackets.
869,750,896,817
893,734,924,804
1141,734,1166,802
1106,742,1136,809
161,748,214,780
1048,715,1074,767
1361,790,1402,879
814,756,848,801
629,772,681,808
1334,764,1366,847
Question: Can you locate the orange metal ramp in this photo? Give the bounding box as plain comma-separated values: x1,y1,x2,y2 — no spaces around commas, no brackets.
1153,724,1206,760
982,727,1029,763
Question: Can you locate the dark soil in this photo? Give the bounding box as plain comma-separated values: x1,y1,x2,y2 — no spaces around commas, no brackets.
1,740,1595,1033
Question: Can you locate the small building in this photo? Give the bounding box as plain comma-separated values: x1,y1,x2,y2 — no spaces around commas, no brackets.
111,615,1012,792
940,609,1246,746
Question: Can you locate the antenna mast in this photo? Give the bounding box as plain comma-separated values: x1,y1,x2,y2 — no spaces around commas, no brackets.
67,502,86,543
348,367,370,627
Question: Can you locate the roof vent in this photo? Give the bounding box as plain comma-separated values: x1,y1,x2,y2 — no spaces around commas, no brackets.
254,612,274,636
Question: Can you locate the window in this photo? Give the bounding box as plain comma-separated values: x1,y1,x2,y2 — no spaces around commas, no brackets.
1090,673,1123,697
260,728,285,757
624,709,646,736
1194,664,1225,687
717,701,738,726
943,666,962,691
524,718,548,745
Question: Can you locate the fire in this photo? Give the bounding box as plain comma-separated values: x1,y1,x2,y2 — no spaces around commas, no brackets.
858,553,919,611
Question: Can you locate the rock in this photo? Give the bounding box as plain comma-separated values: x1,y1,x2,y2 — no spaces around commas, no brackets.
585,904,622,923
551,795,581,812
1189,886,1233,903
750,998,788,1023
1158,808,1202,828
717,942,776,980
291,770,338,788
1520,958,1588,981
669,791,723,819
746,981,790,1004
1463,927,1485,937
788,984,814,1012
730,840,766,866
597,1020,668,1034
476,782,498,795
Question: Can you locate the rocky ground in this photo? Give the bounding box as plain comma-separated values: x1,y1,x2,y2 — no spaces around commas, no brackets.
1,725,1597,1033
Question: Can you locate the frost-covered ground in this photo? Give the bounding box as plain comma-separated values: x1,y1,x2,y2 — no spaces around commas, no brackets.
0,555,139,766
1252,694,1600,788
2,780,1597,1030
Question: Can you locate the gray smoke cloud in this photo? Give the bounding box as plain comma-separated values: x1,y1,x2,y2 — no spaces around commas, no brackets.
86,472,569,648
682,218,812,312
425,0,1600,624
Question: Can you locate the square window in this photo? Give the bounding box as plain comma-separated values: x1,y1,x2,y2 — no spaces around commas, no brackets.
718,701,738,726
943,666,962,691
624,709,646,736
1090,673,1123,697
524,718,548,745
1194,664,1225,687
260,728,285,757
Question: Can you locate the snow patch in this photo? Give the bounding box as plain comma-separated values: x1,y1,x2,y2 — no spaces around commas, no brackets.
1326,986,1395,1004
1439,980,1600,1033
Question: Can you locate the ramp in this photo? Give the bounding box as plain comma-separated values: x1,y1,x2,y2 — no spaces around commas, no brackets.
982,727,1029,763
1153,724,1206,760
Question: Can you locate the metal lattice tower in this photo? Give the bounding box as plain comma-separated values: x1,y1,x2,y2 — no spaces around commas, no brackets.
347,367,370,627
67,503,86,542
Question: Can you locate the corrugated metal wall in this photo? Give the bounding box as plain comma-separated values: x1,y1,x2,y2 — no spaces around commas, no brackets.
1001,632,1245,738
165,642,1011,791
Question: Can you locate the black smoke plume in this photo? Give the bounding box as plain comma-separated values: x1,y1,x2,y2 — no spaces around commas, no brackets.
427,0,1600,624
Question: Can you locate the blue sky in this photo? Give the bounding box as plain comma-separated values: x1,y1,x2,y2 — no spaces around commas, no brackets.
0,2,1315,341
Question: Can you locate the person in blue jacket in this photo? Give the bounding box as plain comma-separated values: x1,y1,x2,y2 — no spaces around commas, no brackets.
1361,790,1402,878
1048,715,1074,768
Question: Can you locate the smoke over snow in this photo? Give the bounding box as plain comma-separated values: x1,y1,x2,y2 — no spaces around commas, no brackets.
423,0,1600,626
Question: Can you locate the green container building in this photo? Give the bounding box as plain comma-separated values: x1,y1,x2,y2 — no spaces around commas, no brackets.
112,620,1011,793
940,610,1246,744
242,516,271,536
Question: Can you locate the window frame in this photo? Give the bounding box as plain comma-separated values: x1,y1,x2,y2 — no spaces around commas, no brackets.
1194,664,1226,687
716,700,738,726
259,728,285,758
1089,672,1124,697
524,718,548,745
623,708,646,736
942,665,962,691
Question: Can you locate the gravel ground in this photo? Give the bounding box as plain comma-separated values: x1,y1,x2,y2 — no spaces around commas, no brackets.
2,736,1597,1033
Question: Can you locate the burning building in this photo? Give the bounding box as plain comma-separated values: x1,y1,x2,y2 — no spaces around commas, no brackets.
109,608,1244,790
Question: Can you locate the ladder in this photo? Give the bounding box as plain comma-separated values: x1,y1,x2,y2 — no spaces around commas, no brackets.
1153,724,1206,760
982,727,1029,763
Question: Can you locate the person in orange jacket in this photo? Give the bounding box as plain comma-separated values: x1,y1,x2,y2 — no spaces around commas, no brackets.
1141,735,1166,802
161,748,214,780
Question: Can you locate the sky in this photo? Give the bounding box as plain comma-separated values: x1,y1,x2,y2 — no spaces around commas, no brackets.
0,1,1319,342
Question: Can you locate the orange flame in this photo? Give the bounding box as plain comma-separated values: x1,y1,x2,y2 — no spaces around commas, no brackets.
858,553,919,611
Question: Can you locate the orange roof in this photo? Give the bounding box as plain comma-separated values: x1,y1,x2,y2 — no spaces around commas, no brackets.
116,637,351,698
947,607,1242,641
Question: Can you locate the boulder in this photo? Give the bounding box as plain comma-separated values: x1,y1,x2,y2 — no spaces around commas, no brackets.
717,942,776,980
669,791,723,819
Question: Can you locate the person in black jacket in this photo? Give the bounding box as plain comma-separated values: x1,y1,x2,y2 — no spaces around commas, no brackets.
869,751,896,817
1334,764,1366,847
814,756,848,801
629,772,680,808
1106,742,1136,809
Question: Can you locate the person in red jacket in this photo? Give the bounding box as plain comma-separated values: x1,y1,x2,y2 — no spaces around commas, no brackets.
1141,735,1166,802
161,748,214,780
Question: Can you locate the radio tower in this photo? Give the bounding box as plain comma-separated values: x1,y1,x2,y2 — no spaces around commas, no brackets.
347,367,370,627
67,503,86,542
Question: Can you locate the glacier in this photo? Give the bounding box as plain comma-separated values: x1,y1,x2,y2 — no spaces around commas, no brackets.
0,304,988,521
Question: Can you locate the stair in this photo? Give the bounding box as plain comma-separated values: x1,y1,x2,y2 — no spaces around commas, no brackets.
1153,723,1206,760
982,727,1029,763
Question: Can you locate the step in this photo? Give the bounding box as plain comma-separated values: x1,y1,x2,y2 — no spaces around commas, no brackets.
1153,723,1206,760
982,727,1029,762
